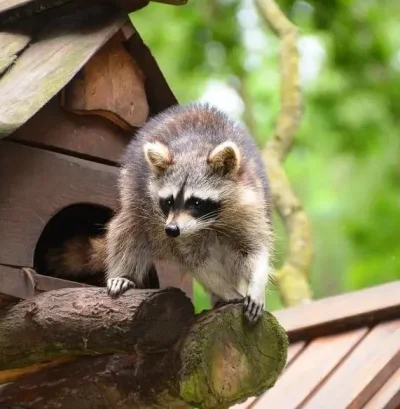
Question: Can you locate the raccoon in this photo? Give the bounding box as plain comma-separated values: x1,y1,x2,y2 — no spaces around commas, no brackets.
46,103,274,324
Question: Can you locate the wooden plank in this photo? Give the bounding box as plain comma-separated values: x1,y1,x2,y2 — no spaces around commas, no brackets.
251,328,368,409
125,27,177,116
0,3,126,138
230,342,307,409
10,95,130,164
0,265,89,300
304,320,400,409
363,366,400,409
0,24,31,75
273,281,400,342
0,142,192,297
0,141,119,267
61,34,149,129
0,0,150,27
0,0,30,15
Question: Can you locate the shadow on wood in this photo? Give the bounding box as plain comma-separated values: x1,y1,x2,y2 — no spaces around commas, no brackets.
0,287,288,409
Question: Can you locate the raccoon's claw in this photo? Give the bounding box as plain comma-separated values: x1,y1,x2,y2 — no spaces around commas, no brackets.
107,277,135,298
243,295,264,325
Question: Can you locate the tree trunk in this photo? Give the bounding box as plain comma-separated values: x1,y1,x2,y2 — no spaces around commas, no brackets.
0,288,288,409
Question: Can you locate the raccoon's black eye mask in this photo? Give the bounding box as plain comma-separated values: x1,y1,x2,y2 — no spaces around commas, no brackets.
159,195,221,219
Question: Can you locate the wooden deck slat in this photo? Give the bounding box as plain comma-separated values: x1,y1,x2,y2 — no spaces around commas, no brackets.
250,328,368,409
273,281,400,342
230,342,307,409
362,366,400,409
303,319,400,409
0,3,126,138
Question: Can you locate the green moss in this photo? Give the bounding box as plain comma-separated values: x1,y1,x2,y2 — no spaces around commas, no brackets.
179,306,288,409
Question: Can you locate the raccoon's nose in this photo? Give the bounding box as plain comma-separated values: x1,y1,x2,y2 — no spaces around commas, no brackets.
165,224,180,238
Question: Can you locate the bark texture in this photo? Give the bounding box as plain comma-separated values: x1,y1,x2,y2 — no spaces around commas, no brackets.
0,288,288,409
256,0,313,306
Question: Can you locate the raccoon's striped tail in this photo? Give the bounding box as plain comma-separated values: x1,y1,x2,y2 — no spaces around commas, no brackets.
44,235,106,280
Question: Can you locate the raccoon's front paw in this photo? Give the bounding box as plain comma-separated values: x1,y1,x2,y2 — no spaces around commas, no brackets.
243,295,264,325
107,277,135,298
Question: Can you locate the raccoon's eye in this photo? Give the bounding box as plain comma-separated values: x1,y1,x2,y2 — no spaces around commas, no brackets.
186,197,205,208
193,199,204,207
186,196,221,219
159,196,174,216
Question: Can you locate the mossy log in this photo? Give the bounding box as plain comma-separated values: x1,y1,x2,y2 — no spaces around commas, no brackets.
0,287,288,409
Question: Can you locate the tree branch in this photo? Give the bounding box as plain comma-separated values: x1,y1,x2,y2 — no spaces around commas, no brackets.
255,0,313,306
0,288,288,409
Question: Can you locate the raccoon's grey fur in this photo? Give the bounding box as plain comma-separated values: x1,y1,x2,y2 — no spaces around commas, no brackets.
105,103,274,324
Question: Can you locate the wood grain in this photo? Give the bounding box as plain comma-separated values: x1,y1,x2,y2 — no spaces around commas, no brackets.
0,265,89,299
0,0,149,25
0,24,31,75
251,328,368,409
230,342,306,409
10,95,131,164
0,0,30,15
274,281,400,342
304,319,400,409
0,141,119,267
124,27,177,116
0,142,191,296
0,299,287,409
61,34,149,129
363,366,400,409
0,3,126,138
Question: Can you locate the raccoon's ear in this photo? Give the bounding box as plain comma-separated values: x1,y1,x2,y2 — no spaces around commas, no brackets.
144,141,173,174
207,141,241,176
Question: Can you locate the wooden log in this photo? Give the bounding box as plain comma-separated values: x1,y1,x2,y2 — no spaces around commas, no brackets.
0,287,194,370
61,34,149,130
0,288,288,409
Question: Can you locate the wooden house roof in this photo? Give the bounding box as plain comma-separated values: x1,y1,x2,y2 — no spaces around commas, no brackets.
233,281,400,409
0,0,184,139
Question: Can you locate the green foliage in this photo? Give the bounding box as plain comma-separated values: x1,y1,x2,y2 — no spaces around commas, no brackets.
130,0,400,310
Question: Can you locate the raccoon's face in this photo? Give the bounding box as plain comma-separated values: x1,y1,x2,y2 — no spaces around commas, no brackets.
144,140,241,238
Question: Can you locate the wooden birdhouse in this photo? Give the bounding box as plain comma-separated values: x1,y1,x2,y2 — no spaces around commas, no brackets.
0,0,192,308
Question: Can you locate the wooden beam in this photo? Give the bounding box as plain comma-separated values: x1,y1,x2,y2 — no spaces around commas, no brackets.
0,265,89,299
0,22,31,75
0,3,126,138
274,281,400,342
